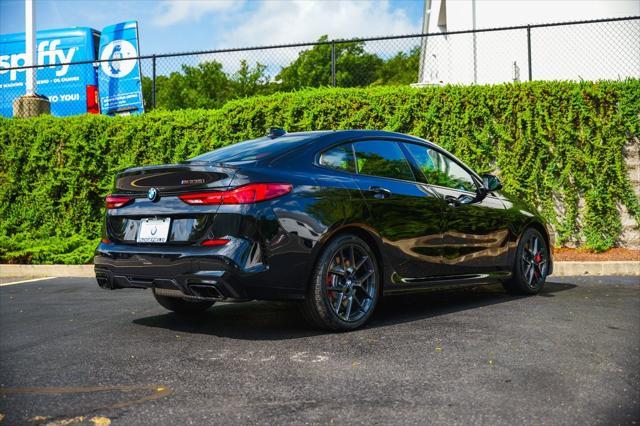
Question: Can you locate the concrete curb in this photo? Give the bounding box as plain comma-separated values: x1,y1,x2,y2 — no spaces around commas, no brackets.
552,261,639,277
1,262,638,279
0,264,94,278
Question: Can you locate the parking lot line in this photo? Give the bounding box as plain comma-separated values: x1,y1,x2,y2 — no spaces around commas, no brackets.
0,277,57,287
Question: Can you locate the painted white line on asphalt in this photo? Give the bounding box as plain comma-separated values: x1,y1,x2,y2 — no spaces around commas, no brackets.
0,277,57,287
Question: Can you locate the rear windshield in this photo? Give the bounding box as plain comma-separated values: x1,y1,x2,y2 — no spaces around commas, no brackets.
189,135,313,164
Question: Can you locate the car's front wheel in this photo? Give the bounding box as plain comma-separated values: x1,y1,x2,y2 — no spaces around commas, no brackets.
301,234,380,331
152,289,215,314
503,228,550,294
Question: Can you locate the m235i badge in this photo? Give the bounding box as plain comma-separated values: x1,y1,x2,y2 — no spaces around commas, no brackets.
181,178,206,185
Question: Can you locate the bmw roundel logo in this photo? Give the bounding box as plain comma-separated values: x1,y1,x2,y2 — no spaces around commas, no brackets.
148,187,159,202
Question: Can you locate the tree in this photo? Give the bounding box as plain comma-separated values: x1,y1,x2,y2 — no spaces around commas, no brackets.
179,61,233,109
140,42,421,110
231,60,272,98
276,35,383,90
141,75,153,110
153,73,188,110
142,60,272,110
374,46,420,86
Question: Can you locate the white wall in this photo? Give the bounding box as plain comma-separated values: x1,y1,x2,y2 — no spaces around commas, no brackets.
418,0,640,84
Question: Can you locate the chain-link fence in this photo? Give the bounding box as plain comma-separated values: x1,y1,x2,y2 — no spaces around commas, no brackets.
1,16,638,118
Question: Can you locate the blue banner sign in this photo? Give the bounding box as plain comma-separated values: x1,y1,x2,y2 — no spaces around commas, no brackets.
0,27,100,117
1,21,145,117
97,21,144,116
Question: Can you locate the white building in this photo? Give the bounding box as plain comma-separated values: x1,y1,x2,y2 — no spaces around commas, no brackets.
417,0,640,85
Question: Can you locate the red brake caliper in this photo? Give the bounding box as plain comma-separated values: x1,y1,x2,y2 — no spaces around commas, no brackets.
533,252,542,278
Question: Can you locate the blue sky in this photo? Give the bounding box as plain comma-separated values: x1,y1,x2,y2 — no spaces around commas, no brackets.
0,0,425,55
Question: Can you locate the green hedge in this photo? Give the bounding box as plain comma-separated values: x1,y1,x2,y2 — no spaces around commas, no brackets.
1,81,639,263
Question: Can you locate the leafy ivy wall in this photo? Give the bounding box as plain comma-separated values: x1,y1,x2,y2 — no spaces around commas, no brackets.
0,81,638,263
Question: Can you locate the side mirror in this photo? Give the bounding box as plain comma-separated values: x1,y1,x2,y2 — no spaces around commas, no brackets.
482,174,503,192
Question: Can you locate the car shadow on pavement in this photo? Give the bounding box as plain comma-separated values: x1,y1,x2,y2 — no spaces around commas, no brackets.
132,281,576,340
370,281,575,327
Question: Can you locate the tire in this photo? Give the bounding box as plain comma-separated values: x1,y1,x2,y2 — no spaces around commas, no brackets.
503,227,550,295
301,234,380,331
152,289,215,314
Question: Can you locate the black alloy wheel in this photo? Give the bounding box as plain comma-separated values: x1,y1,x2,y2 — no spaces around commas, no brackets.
503,228,549,294
301,234,379,330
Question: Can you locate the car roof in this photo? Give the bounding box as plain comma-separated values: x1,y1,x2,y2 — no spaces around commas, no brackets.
188,130,434,167
287,129,422,140
284,129,429,149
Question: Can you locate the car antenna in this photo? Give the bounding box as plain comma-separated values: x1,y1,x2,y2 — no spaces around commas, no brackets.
267,127,287,139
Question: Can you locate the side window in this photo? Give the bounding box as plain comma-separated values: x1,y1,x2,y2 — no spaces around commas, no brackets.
404,144,477,192
319,144,356,173
353,140,414,181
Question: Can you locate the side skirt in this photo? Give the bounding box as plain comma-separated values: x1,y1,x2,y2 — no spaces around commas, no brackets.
384,271,511,295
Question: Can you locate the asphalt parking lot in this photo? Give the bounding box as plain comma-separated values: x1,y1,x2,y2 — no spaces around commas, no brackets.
0,276,638,425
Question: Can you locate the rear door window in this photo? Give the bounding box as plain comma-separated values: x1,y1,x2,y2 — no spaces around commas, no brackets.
353,140,414,181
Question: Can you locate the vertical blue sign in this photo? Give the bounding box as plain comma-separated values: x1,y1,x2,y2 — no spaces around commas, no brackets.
98,21,144,115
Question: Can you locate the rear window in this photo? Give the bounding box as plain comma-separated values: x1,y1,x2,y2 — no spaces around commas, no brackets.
319,144,356,172
189,135,312,164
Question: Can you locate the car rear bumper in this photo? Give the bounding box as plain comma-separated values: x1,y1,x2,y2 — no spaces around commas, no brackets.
94,262,247,301
94,241,305,301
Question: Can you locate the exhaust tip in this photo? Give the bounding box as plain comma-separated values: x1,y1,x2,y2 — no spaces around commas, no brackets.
95,270,115,289
188,284,224,299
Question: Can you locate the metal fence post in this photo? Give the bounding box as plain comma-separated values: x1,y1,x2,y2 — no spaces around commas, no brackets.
526,25,532,81
330,42,336,87
151,55,157,109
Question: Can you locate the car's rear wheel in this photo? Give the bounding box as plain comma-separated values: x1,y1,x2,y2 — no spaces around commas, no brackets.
152,289,215,314
503,228,549,294
301,234,380,331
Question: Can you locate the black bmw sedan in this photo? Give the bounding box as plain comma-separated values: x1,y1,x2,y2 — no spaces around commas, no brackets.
95,129,552,331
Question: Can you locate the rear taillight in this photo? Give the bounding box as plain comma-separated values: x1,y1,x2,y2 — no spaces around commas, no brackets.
201,239,230,246
179,183,292,205
86,85,100,114
105,195,133,209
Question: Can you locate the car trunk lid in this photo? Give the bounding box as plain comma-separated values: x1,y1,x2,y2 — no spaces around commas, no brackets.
114,163,236,194
107,164,237,244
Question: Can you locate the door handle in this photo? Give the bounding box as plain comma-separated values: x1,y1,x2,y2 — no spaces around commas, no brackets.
445,195,461,207
445,194,475,207
369,186,392,199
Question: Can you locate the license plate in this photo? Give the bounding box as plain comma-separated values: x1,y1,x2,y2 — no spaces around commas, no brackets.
137,218,171,243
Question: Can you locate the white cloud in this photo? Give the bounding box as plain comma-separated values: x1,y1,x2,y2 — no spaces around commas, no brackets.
153,0,243,27
150,0,423,78
217,0,421,47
